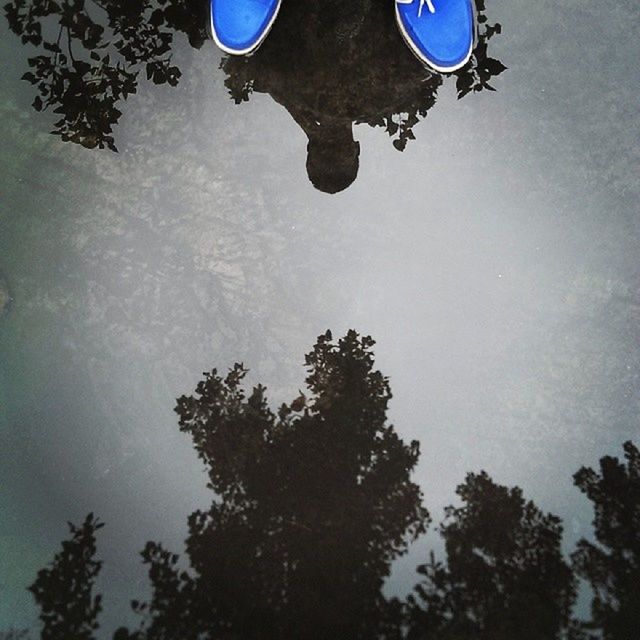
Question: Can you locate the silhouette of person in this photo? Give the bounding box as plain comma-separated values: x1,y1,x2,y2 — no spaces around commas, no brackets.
221,0,503,192
284,109,360,194
5,0,505,191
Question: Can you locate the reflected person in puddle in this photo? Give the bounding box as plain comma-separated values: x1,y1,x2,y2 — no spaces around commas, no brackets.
221,0,505,193
4,0,504,192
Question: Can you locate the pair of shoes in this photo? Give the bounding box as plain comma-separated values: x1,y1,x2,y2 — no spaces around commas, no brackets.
209,0,475,72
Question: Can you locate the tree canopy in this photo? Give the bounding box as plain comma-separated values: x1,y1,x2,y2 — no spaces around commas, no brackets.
406,472,576,640
28,514,104,640
572,441,640,640
130,329,429,639
4,334,637,639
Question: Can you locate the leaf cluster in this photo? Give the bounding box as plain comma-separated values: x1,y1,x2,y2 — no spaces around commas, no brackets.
28,513,104,640
4,0,205,149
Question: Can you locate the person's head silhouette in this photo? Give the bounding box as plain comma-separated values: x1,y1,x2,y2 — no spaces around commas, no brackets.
305,122,360,194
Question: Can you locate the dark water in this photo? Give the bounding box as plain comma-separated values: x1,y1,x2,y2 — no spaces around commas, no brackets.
0,0,639,637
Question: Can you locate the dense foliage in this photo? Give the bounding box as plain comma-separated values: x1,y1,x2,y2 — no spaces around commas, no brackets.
572,442,640,640
5,332,637,639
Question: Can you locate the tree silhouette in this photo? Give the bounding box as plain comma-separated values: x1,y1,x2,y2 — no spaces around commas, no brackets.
4,0,505,190
119,329,429,639
3,0,207,150
28,514,104,640
406,472,576,640
571,441,640,640
12,336,633,640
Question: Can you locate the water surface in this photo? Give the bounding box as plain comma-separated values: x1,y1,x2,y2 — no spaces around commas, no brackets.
0,0,639,635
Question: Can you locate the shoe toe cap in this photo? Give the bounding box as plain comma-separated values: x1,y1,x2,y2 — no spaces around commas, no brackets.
397,0,475,71
211,0,278,53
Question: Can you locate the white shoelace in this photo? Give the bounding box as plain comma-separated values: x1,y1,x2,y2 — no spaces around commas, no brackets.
396,0,436,17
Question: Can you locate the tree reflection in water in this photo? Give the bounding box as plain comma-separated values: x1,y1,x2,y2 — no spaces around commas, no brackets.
571,442,640,640
14,332,639,639
4,0,207,150
129,330,428,640
4,0,505,191
406,473,576,640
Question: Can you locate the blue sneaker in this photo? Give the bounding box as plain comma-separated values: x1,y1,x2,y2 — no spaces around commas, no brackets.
395,0,476,72
210,0,282,55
